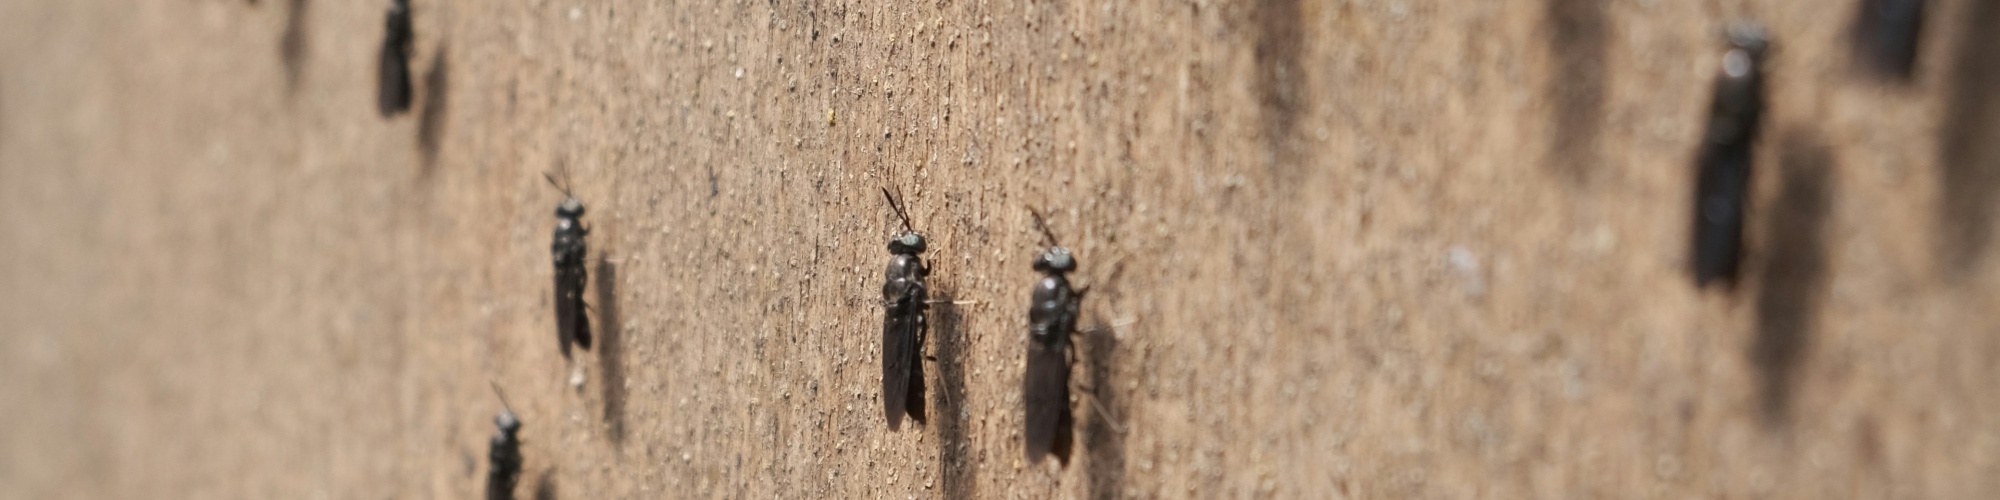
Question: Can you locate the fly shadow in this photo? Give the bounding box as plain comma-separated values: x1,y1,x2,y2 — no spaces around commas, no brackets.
1936,0,2000,274
1753,130,1835,424
1851,0,1926,81
928,291,974,498
531,468,556,500
1251,0,1308,188
418,45,451,173
594,257,627,445
1081,323,1127,499
1543,0,1609,182
279,0,309,93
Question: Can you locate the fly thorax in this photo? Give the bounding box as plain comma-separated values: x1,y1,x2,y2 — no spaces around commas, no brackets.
1030,328,1056,344
886,254,923,280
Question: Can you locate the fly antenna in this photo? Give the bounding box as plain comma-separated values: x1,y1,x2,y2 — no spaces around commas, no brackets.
542,172,573,198
489,381,516,415
882,187,914,232
1028,207,1062,248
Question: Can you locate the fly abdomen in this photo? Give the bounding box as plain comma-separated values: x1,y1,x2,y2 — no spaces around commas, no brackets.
552,215,590,357
1021,220,1081,464
881,252,928,429
1023,272,1078,464
1691,24,1767,288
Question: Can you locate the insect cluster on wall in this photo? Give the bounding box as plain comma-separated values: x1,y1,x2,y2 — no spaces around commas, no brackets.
309,0,1948,493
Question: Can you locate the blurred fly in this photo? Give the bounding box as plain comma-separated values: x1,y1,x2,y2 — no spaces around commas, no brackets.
377,0,413,116
1023,209,1083,464
1691,23,1768,288
486,382,524,500
880,187,929,430
547,172,592,358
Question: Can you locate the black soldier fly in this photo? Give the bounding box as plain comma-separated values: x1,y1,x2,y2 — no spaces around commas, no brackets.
486,383,524,500
547,172,592,358
880,187,929,430
1691,23,1768,288
1852,0,1925,80
377,0,414,117
1023,208,1084,464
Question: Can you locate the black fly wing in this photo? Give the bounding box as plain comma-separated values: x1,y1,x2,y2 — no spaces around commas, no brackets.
1692,146,1750,286
1023,337,1070,464
571,270,591,350
554,270,577,358
377,43,411,116
485,430,522,500
882,281,923,429
376,1,413,116
904,337,927,425
554,267,590,358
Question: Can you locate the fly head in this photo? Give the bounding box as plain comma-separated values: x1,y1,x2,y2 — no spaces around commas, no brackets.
555,197,585,219
488,382,523,437
888,231,926,255
544,171,585,218
1034,247,1076,274
880,186,923,255
1724,21,1770,73
495,410,521,436
385,0,411,40
1027,207,1077,274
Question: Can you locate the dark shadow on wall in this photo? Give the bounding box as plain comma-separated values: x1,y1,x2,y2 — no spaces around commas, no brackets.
1850,0,1927,81
279,0,309,93
929,292,975,499
1543,0,1608,183
1754,131,1834,424
1937,0,2000,275
531,468,557,500
1252,0,1306,179
418,46,451,173
594,257,627,445
1082,326,1127,500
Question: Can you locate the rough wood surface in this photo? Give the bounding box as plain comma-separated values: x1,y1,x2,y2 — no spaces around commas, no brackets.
2,0,1997,497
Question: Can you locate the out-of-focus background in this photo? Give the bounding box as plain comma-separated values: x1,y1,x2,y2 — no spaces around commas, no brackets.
2,0,1997,497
